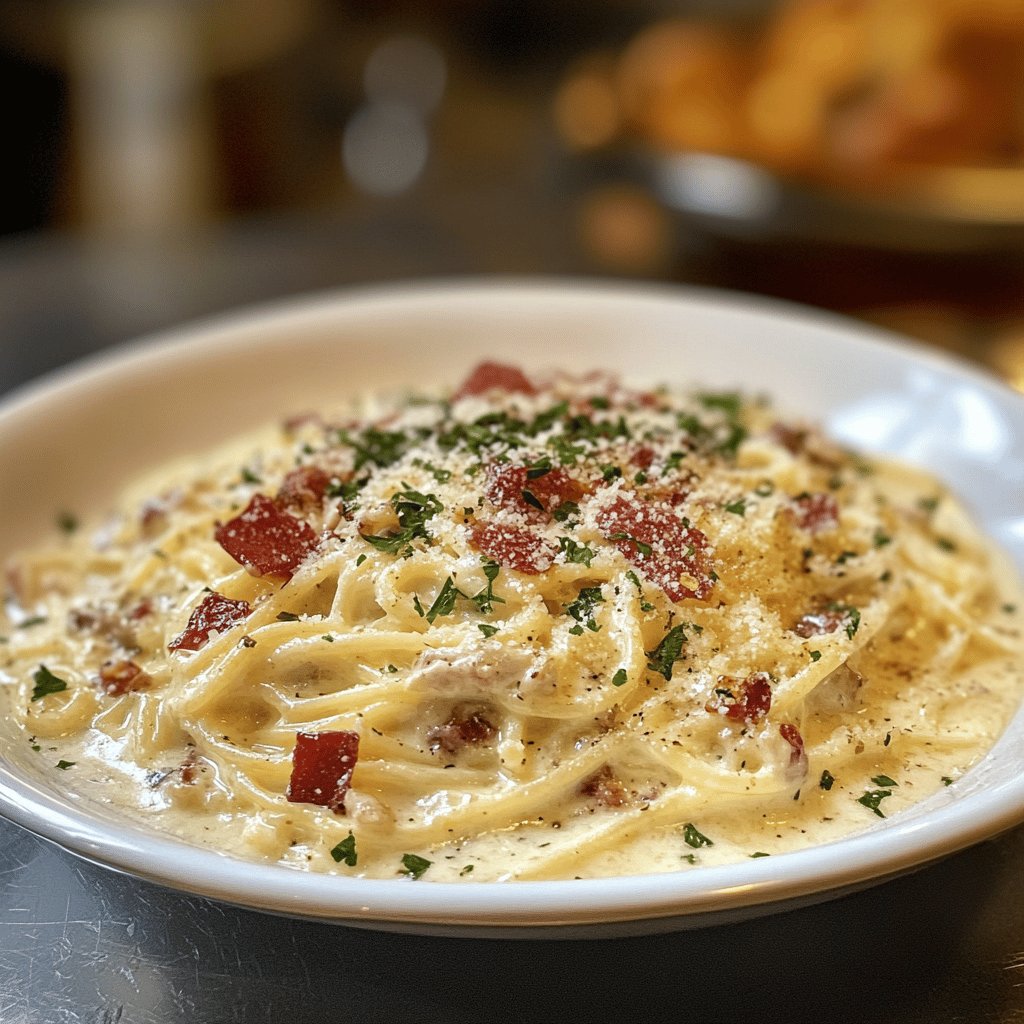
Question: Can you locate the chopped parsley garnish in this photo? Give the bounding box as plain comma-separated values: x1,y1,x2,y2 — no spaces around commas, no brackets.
526,456,553,479
57,511,79,533
355,554,367,567
558,536,597,567
682,823,714,849
809,650,822,662
361,487,442,557
521,488,545,511
857,789,893,818
608,532,652,557
424,577,462,624
565,586,605,634
754,481,774,497
723,499,746,516
552,500,581,524
750,852,770,858
31,665,68,702
401,853,432,879
331,832,358,866
17,616,47,630
873,529,892,548
870,774,898,788
942,776,954,786
339,426,419,470
240,466,262,485
646,624,690,680
936,537,957,552
611,668,628,687
55,760,75,770
819,770,835,791
478,624,499,638
276,611,300,622
827,602,861,639
625,570,655,612
459,864,474,876
411,458,452,483
468,560,504,614
917,496,940,514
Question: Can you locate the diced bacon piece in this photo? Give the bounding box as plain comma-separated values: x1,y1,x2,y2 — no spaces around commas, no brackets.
770,422,807,455
705,672,772,723
276,466,331,515
779,722,808,774
454,361,536,399
793,609,847,638
128,600,152,620
484,464,585,522
469,521,557,574
97,659,151,696
179,748,200,785
580,765,628,808
214,493,318,578
786,493,839,534
631,446,656,470
427,710,497,754
596,494,714,602
169,592,251,652
286,730,360,813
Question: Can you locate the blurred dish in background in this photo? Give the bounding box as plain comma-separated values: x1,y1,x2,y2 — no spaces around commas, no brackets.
556,0,1024,245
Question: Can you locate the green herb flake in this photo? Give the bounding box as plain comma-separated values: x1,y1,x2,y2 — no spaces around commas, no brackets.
361,488,443,557
873,529,892,548
564,586,605,633
31,665,68,702
459,864,474,876
682,822,714,849
871,774,898,788
240,466,262,485
682,853,698,865
57,511,79,534
809,650,822,663
552,500,581,523
611,668,628,687
55,760,75,770
355,553,367,567
857,789,893,818
558,536,596,567
331,832,358,866
468,560,504,615
724,499,746,517
425,576,464,624
942,776,954,786
478,623,499,638
401,853,432,879
750,851,770,858
819,770,835,791
608,531,653,557
18,616,47,630
276,611,300,622
646,624,689,681
521,489,545,512
936,537,957,552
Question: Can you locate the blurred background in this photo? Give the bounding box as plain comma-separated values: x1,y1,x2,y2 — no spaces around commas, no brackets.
1,0,1023,392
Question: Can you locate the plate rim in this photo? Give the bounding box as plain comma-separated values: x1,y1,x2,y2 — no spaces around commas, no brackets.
2,277,1023,934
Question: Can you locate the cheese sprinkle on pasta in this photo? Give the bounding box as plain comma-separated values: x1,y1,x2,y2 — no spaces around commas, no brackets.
2,362,1022,880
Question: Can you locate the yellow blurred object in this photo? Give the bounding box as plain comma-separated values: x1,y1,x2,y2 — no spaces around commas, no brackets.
574,0,1024,196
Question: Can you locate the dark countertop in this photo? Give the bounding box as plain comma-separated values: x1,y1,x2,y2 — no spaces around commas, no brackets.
2,211,1024,1024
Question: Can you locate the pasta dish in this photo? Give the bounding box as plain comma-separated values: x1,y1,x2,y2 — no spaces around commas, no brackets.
2,362,1021,881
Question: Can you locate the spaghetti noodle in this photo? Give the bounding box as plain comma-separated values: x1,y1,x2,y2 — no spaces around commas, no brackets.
2,362,1021,880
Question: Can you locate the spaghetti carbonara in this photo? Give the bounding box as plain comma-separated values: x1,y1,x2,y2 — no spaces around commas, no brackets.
2,362,1021,881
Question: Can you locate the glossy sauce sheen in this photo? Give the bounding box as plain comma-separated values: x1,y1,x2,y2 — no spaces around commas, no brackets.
2,363,1022,881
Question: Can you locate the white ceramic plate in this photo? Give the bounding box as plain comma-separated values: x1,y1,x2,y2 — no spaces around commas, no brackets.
2,280,1023,939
